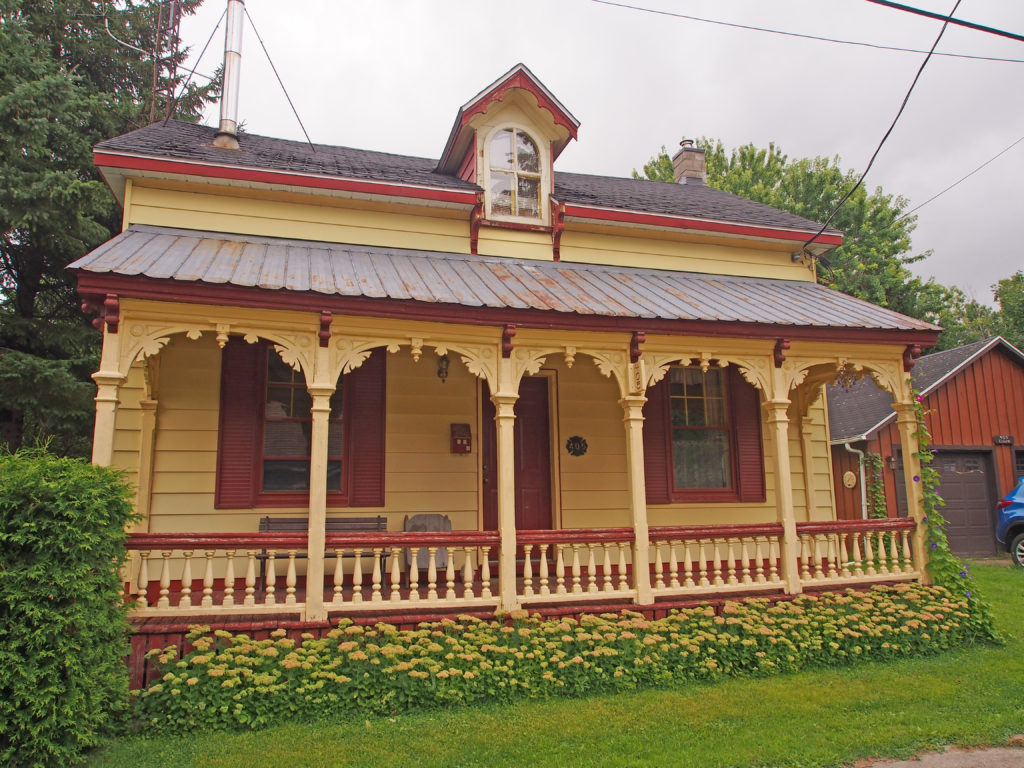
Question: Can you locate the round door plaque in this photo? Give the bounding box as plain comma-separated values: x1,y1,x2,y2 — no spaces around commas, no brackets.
566,436,588,457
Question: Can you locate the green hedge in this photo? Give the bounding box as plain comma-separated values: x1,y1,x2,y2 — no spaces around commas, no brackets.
137,583,993,733
0,449,135,767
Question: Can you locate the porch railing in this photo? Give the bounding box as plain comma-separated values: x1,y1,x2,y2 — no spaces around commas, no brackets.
795,518,919,587
126,533,308,616
516,528,637,604
648,523,785,597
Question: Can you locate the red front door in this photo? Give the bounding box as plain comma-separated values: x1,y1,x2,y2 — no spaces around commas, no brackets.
481,377,553,531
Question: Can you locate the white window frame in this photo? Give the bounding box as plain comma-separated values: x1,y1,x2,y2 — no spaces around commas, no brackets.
482,123,549,225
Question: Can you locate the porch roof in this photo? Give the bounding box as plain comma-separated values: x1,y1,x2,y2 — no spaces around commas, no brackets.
70,225,939,334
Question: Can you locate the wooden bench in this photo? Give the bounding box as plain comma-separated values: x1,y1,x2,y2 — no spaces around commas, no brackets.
257,515,389,593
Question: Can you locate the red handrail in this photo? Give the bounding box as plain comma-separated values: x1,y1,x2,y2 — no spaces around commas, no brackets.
127,532,308,550
649,523,784,540
516,527,635,545
324,531,500,548
796,518,916,535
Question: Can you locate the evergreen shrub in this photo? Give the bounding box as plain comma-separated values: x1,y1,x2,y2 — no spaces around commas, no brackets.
0,448,135,767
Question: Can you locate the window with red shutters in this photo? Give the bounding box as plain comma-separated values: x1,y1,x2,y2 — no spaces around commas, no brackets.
642,364,764,504
215,339,386,509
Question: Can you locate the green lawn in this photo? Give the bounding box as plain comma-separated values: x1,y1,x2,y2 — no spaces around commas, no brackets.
90,561,1024,768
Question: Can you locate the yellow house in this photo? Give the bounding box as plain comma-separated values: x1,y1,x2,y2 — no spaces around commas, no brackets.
72,64,939,638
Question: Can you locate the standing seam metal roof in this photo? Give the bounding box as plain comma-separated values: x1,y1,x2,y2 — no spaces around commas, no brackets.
70,226,938,333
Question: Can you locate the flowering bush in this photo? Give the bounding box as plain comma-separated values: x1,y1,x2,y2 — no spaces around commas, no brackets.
137,583,991,733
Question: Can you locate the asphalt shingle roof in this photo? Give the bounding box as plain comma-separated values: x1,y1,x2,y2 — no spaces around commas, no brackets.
96,121,838,235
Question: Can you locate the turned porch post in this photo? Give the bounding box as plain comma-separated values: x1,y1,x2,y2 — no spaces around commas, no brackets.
767,368,801,594
304,336,335,622
91,325,124,467
895,399,932,583
492,391,520,612
621,395,653,604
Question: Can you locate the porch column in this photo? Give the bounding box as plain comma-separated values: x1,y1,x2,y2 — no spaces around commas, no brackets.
492,392,520,612
895,401,931,583
621,395,653,605
767,370,801,593
135,398,158,530
91,326,124,466
305,387,334,622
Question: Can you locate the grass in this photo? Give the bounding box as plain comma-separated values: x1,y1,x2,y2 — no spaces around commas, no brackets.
89,561,1024,768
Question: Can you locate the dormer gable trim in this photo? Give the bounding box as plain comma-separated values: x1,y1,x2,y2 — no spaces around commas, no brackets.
437,63,580,176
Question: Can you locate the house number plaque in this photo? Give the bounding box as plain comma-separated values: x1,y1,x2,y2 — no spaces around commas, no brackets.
993,435,1014,445
566,436,588,457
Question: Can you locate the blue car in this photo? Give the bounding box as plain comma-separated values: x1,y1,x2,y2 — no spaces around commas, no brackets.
996,476,1024,567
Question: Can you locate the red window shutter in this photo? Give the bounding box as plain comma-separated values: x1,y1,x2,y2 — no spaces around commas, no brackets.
346,348,386,507
642,377,672,505
215,338,262,508
729,368,766,503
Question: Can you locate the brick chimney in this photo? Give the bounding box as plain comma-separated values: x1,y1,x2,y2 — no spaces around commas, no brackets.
671,139,706,185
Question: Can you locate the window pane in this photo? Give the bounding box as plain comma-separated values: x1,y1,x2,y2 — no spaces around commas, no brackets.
685,398,705,427
265,386,292,417
516,176,539,217
685,367,704,396
706,397,726,427
671,398,687,427
267,353,294,383
327,460,342,492
263,460,310,491
673,430,731,489
491,172,513,216
516,131,539,173
264,421,311,457
329,385,344,419
490,129,514,170
327,421,345,457
704,369,724,396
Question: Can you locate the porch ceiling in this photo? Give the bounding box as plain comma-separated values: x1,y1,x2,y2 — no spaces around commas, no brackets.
71,225,939,334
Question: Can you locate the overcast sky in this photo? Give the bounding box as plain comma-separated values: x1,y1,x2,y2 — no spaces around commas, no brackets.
178,0,1023,305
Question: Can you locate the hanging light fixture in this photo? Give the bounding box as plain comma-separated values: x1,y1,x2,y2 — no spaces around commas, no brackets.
436,353,450,383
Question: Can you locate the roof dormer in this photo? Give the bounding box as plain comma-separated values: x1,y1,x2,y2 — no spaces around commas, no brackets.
437,64,579,225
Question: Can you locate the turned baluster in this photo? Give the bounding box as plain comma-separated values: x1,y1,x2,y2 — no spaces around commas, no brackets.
265,551,277,605
851,533,865,576
863,533,876,575
739,539,752,584
753,539,766,584
768,539,780,583
390,547,402,602
586,544,599,593
523,544,534,597
445,554,456,600
179,551,193,608
285,550,297,604
602,543,614,592
570,544,583,594
839,534,851,578
889,533,902,573
351,549,364,603
901,530,913,572
222,551,236,607
653,542,665,590
202,550,215,607
812,537,825,580
370,547,384,602
725,539,738,585
682,541,695,588
799,537,812,580
697,540,710,587
876,532,890,574
244,550,257,606
617,544,629,592
408,547,421,601
537,544,549,595
555,545,567,594
462,546,475,600
825,536,838,579
480,546,492,598
711,540,724,586
668,541,680,589
426,546,439,600
136,551,151,609
332,549,344,604
158,551,172,608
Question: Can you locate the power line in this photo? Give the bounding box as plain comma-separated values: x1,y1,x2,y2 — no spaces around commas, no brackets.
864,0,1024,44
243,6,316,153
803,0,963,250
591,0,1024,64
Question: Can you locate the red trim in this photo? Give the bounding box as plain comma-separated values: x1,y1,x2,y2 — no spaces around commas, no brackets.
75,273,940,347
460,71,579,141
516,527,635,544
128,532,308,549
94,152,479,206
796,519,916,535
563,204,844,246
469,195,483,255
649,522,784,540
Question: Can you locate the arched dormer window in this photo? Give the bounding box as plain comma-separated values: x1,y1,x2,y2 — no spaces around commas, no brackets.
488,127,541,219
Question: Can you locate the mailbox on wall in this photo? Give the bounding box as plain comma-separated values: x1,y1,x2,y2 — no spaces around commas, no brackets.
450,423,472,454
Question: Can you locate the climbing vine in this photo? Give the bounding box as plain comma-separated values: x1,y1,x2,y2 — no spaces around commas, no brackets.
909,385,997,641
861,452,887,518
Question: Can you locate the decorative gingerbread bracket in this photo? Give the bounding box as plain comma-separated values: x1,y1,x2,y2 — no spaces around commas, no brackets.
469,194,484,255
773,338,790,368
551,198,565,262
318,310,332,348
81,293,120,333
501,324,516,358
903,344,922,372
629,331,645,364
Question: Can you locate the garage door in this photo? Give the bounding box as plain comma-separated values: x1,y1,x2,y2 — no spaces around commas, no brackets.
934,452,996,556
